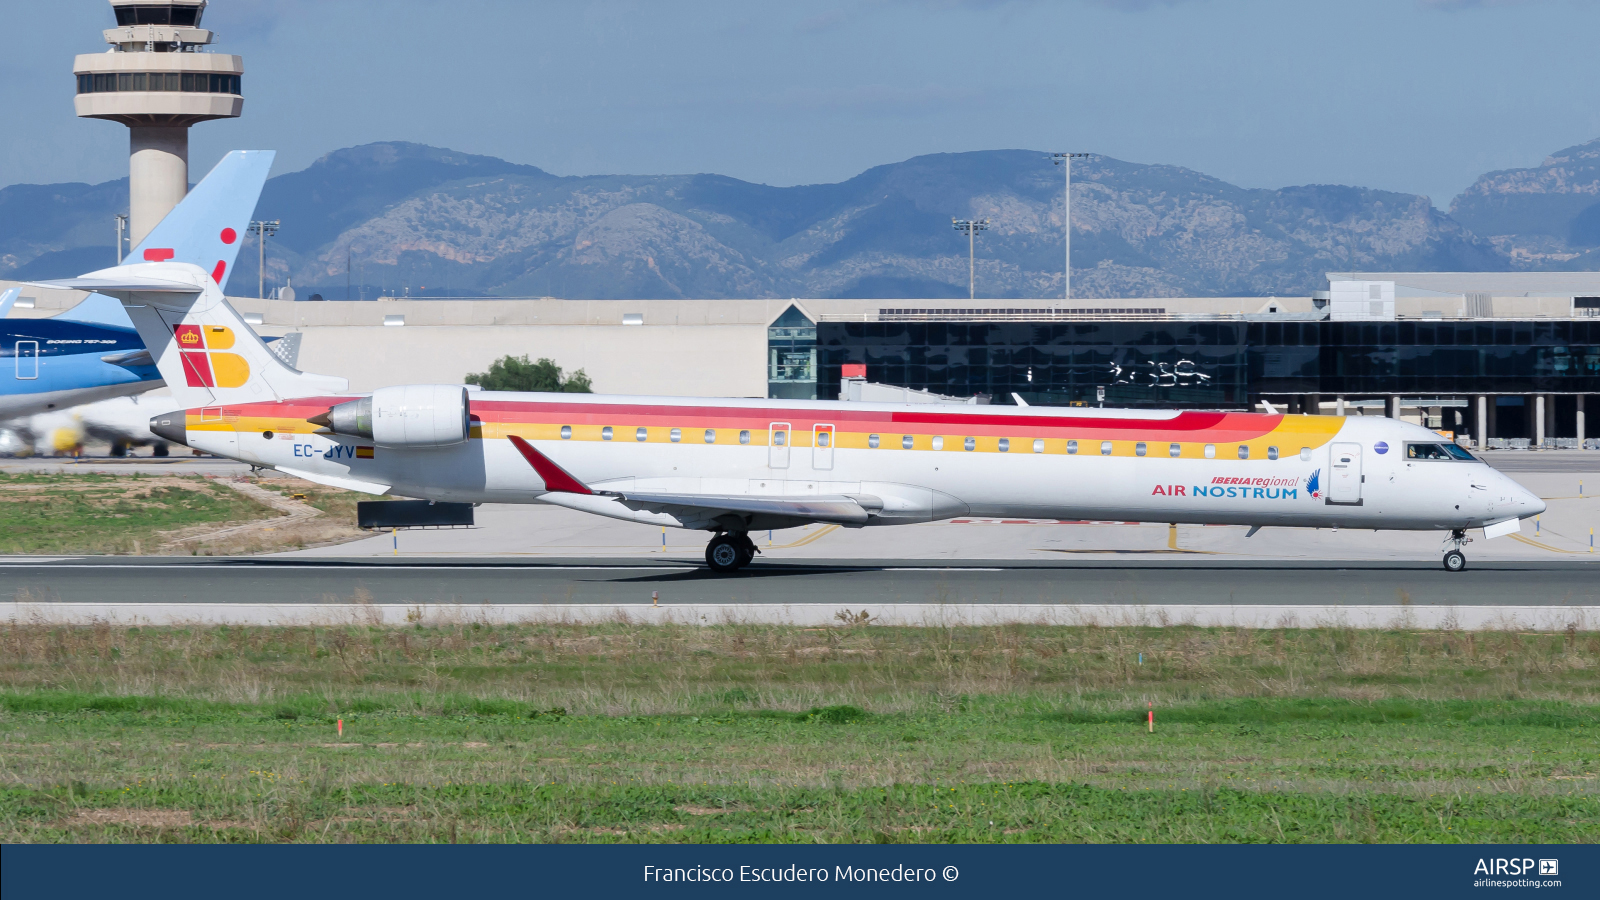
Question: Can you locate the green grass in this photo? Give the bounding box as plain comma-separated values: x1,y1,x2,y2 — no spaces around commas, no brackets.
0,472,273,554
1,622,1595,843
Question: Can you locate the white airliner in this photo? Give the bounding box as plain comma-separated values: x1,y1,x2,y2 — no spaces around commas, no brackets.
37,158,1545,574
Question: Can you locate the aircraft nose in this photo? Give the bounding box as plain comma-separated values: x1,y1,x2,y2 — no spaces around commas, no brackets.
1522,490,1547,517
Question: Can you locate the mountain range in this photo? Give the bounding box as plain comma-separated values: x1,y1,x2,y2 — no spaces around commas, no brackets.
4,137,1597,300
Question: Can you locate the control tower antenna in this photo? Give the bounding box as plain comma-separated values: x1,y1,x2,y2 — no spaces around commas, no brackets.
74,1,244,246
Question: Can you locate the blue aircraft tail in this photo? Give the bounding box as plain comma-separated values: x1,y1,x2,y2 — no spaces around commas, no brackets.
127,150,275,294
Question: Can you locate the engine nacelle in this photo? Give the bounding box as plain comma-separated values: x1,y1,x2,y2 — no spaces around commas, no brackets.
318,384,470,448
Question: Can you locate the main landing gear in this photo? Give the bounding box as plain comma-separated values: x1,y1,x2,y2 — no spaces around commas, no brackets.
705,532,758,573
1442,528,1470,573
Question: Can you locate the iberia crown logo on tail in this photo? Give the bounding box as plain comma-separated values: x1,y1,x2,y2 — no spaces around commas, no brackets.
174,324,250,388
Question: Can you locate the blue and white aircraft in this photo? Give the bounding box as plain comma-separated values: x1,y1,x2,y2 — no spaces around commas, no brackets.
2,151,274,419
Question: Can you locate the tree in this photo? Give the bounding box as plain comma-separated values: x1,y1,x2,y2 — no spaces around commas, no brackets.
464,355,593,393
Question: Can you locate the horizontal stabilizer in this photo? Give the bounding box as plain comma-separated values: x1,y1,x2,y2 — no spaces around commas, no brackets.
101,349,154,368
33,276,202,293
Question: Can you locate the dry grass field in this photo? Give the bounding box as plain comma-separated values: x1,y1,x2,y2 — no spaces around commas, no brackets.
0,472,367,556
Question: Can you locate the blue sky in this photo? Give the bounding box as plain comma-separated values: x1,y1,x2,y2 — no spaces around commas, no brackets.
6,0,1598,209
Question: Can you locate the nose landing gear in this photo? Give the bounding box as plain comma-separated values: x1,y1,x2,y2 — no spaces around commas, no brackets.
705,532,758,573
1442,528,1470,572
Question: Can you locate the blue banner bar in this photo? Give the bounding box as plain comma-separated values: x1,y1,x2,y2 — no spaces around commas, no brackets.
3,844,1594,899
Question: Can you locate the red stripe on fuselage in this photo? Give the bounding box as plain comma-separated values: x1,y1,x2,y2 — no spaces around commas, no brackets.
200,396,1285,443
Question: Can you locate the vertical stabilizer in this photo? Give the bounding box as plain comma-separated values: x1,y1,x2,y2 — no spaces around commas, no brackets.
127,150,275,294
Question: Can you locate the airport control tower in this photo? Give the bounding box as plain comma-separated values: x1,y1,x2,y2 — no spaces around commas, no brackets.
73,1,244,245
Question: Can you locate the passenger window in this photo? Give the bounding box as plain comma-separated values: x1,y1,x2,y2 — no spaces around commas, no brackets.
932,436,945,450
670,428,682,443
1035,439,1047,454
1066,440,1077,454
636,427,649,442
601,426,613,441
869,434,880,449
903,435,914,449
998,438,1009,453
1300,447,1311,461
818,432,831,448
704,429,716,443
739,430,750,445
1268,446,1279,460
964,437,975,451
560,425,572,440
1238,445,1250,460
773,431,786,446
1204,444,1215,459
1100,441,1113,456
1135,442,1147,457
1169,443,1181,458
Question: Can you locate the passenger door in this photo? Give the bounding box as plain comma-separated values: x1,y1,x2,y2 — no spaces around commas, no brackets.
14,341,38,379
812,423,834,470
768,422,790,469
1328,442,1362,504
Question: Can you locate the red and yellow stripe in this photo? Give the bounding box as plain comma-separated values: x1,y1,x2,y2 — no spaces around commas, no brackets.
181,397,1345,460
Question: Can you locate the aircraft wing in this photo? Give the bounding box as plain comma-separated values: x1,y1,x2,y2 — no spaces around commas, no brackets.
609,491,869,525
506,435,870,526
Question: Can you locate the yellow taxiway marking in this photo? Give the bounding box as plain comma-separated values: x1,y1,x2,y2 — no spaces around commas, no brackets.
770,524,841,549
1509,534,1583,554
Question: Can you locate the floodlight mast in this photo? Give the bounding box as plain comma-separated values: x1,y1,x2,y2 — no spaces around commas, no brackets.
951,218,990,300
1049,152,1091,301
248,219,280,300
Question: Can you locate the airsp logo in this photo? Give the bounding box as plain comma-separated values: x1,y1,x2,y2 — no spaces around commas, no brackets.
1473,858,1546,876
1539,860,1559,876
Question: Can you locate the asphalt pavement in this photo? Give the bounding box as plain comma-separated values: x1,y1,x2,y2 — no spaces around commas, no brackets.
4,556,1596,607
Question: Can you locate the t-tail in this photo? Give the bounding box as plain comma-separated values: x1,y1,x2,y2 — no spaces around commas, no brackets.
36,262,346,408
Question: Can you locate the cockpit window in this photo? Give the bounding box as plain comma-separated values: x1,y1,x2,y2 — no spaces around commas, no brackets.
1406,443,1462,461
1443,443,1475,461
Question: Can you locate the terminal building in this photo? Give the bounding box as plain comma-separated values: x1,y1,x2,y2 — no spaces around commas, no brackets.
6,272,1597,448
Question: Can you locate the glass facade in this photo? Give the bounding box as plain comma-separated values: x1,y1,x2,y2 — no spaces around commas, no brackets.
768,305,818,400
114,5,204,27
78,72,241,95
818,320,1249,407
818,318,1600,407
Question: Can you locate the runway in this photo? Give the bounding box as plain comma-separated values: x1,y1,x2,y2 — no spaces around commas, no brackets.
5,556,1597,606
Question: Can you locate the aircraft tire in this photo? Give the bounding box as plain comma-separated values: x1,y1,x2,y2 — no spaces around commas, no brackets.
1442,549,1466,573
706,535,745,573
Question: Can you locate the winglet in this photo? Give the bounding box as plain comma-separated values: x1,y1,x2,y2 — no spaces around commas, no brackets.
0,287,17,318
507,435,593,495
